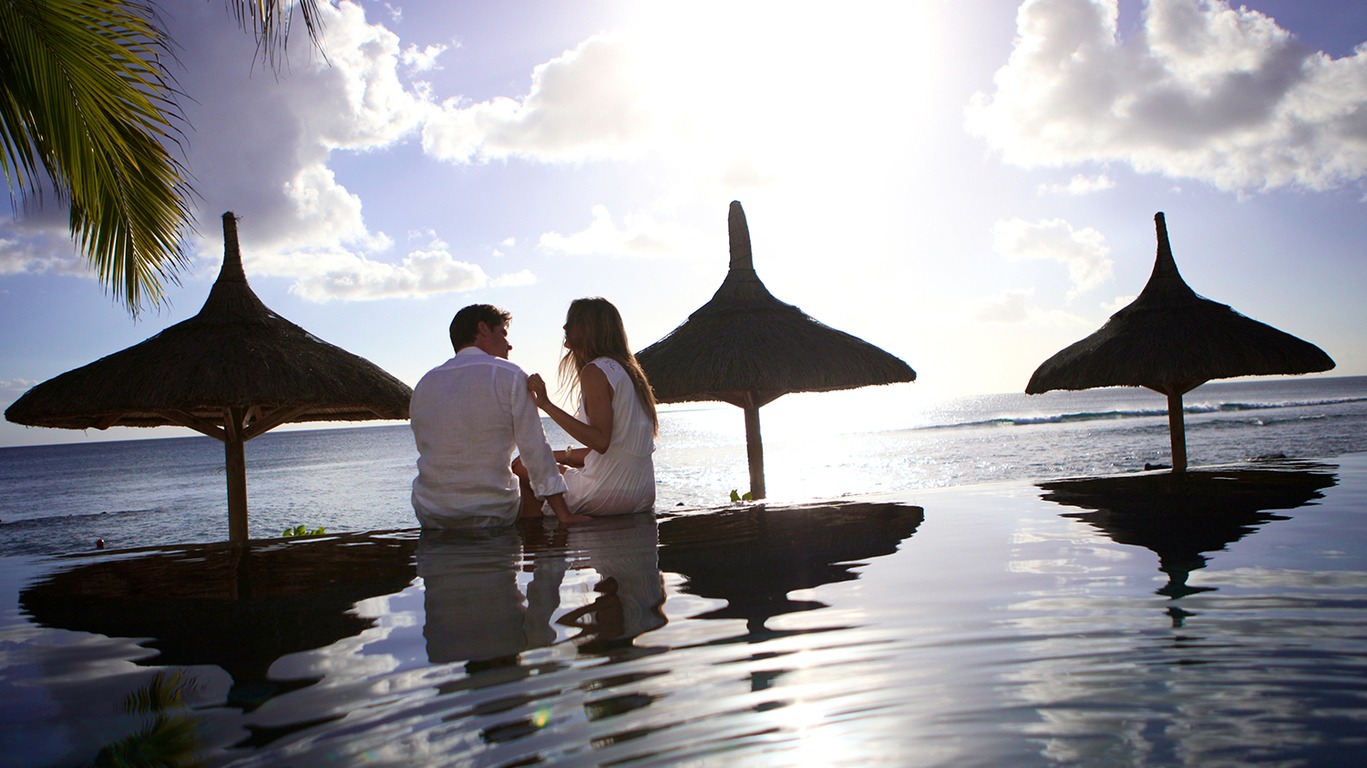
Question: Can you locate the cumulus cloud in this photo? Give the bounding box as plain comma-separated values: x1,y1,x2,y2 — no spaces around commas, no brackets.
993,217,1114,297
167,0,431,254
418,3,937,186
289,244,533,302
423,32,657,164
966,0,1367,193
1102,293,1137,313
538,205,695,258
1039,173,1116,195
0,232,88,277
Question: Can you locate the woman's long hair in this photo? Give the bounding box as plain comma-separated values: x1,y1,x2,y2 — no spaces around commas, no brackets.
559,297,659,435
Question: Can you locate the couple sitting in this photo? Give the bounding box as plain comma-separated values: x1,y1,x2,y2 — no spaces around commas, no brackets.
410,299,658,528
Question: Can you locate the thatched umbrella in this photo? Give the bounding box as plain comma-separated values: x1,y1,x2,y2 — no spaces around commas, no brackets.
1026,212,1334,472
5,212,412,541
636,201,916,499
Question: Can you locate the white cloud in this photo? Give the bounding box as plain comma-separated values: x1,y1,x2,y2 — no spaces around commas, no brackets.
418,3,950,200
1038,173,1116,195
423,32,657,164
0,233,88,277
159,1,432,284
965,0,1367,193
537,204,693,258
993,217,1114,297
401,42,448,74
1101,293,1137,313
289,244,531,302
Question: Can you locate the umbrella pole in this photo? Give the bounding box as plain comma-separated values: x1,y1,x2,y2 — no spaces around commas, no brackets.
1167,392,1188,474
225,407,249,542
743,396,766,500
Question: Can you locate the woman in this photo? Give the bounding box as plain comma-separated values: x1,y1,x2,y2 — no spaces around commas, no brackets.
526,297,658,517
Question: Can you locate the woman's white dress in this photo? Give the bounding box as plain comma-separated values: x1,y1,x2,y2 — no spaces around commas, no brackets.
563,358,656,516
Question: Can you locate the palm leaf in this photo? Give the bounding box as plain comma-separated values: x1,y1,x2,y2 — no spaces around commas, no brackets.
0,0,191,314
0,0,327,315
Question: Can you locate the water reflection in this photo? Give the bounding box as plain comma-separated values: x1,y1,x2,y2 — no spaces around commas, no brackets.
417,514,667,751
18,532,418,711
419,515,666,667
658,501,925,637
1039,460,1338,602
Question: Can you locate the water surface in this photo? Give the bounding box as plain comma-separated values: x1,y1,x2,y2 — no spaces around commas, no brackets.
3,454,1365,766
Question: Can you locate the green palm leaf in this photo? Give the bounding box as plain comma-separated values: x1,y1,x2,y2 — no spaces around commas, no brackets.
0,0,325,315
1,0,191,314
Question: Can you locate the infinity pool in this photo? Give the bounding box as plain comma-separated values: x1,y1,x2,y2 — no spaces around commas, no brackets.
3,456,1365,766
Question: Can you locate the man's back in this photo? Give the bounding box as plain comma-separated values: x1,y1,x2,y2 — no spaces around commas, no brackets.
411,348,558,526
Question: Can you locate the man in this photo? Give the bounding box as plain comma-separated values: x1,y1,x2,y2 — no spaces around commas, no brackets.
410,304,588,527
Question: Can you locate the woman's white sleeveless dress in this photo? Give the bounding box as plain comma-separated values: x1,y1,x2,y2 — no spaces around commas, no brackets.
563,358,656,516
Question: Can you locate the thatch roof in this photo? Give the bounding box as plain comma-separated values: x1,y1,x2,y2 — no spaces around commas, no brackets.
1027,212,1334,398
635,201,915,499
5,212,413,540
5,212,412,431
1025,212,1334,473
637,201,915,407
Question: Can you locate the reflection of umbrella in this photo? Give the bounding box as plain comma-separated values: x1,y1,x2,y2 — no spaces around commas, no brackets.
1027,212,1334,472
5,213,413,541
19,532,419,711
1039,461,1336,599
636,202,915,498
657,501,923,636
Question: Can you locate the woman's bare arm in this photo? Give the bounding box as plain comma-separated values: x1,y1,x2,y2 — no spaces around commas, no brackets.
529,363,614,453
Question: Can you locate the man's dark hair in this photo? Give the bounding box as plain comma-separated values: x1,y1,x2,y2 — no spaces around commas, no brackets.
449,304,511,351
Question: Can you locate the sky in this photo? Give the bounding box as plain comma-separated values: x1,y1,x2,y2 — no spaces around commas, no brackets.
2,0,1365,447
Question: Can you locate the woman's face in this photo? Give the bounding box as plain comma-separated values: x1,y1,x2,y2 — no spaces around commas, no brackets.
563,315,580,350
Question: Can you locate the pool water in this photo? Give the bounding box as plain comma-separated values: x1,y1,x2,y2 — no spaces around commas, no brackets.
3,456,1366,767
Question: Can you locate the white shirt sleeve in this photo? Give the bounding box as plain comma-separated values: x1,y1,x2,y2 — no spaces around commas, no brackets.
510,369,569,499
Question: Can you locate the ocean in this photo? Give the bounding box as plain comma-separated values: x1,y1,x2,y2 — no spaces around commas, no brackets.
2,375,1365,556
4,376,1367,767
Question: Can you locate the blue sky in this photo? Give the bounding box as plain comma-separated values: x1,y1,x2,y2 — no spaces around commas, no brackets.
3,0,1365,447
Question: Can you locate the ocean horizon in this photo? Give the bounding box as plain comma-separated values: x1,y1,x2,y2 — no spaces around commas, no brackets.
3,375,1365,556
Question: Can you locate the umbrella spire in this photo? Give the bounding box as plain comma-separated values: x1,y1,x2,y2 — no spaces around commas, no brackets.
200,212,270,319
1137,212,1200,305
728,201,754,272
219,212,248,285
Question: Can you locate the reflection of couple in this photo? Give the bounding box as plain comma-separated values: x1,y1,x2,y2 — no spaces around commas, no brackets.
418,515,665,666
409,298,658,529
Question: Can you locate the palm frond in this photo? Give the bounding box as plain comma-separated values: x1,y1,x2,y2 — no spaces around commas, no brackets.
0,0,192,314
224,0,328,67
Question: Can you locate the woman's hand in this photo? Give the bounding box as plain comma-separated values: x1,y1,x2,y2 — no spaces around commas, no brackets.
528,373,550,410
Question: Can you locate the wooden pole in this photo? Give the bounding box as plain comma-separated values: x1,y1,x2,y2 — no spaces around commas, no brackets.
224,406,249,542
1167,392,1187,473
743,394,766,500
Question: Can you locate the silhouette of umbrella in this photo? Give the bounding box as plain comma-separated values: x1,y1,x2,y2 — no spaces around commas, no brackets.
1026,212,1334,472
636,201,915,498
19,531,419,711
1039,461,1336,603
657,501,923,637
5,212,413,541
